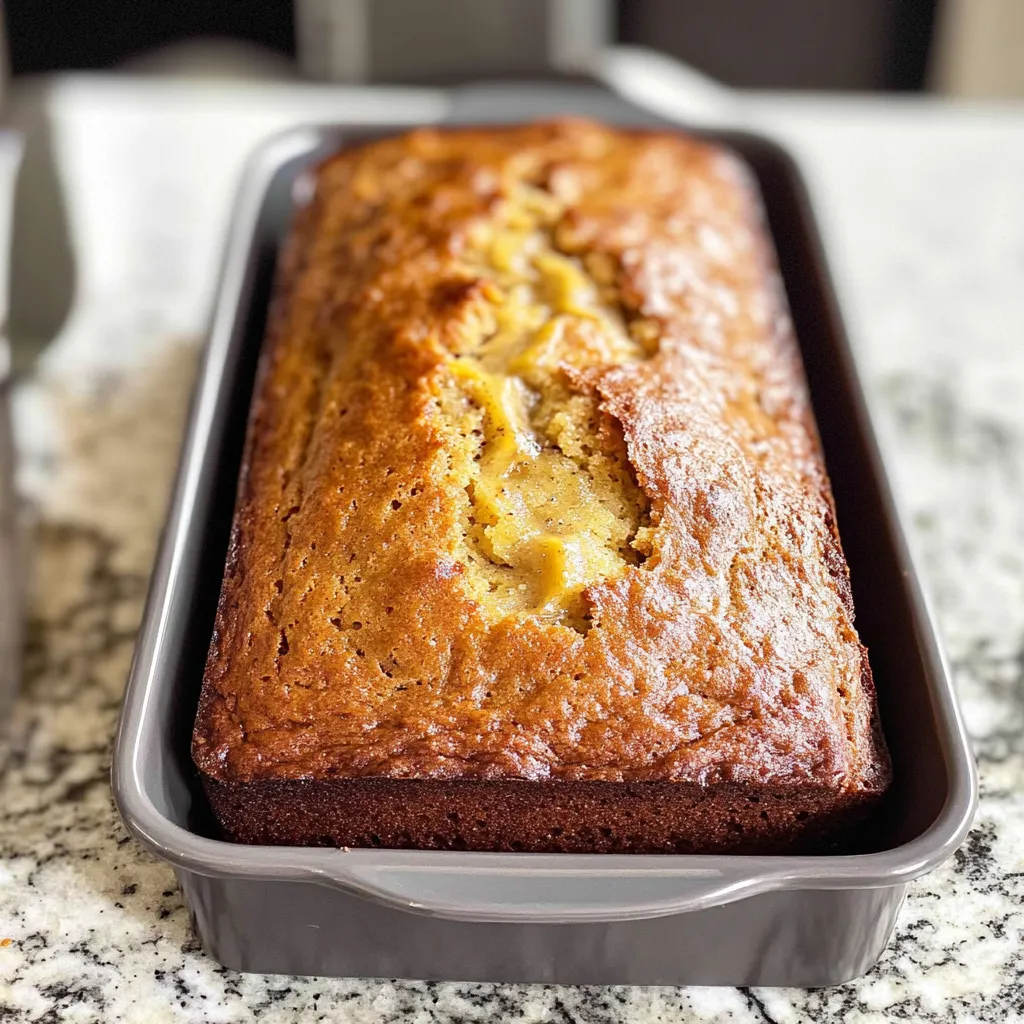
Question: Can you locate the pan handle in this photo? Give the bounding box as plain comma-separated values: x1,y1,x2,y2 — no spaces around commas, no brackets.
310,857,784,923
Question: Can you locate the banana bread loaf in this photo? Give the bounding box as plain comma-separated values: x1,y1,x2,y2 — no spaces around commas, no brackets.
193,120,890,853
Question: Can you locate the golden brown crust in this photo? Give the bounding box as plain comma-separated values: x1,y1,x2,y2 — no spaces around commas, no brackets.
193,120,889,851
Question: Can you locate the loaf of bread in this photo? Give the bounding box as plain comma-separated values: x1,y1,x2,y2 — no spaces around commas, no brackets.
193,120,890,853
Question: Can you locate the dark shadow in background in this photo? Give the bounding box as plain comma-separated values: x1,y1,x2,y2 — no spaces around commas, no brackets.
620,0,940,91
888,0,942,90
5,0,295,74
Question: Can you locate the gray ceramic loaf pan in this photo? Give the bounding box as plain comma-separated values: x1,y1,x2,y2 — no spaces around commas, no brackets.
113,88,977,986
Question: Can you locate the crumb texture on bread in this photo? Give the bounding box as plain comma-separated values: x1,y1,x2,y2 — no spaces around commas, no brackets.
192,120,889,851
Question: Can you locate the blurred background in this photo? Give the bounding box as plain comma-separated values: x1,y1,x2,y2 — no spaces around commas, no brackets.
3,0,1023,93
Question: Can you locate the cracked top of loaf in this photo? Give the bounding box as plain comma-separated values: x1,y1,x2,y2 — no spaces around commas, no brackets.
192,119,889,800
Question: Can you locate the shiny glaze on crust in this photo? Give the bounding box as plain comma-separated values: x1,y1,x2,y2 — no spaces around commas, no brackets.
193,121,889,808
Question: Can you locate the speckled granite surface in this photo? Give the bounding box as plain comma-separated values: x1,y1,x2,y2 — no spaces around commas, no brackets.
1,87,1023,1021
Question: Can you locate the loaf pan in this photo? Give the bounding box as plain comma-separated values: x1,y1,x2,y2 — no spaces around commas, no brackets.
113,89,977,987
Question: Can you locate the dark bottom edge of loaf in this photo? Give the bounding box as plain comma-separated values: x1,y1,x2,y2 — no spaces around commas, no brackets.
201,776,882,855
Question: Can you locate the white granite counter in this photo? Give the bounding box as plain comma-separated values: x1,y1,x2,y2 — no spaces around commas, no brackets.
1,79,1023,1021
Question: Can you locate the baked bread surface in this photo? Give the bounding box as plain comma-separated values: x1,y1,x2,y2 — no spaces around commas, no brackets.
193,120,890,852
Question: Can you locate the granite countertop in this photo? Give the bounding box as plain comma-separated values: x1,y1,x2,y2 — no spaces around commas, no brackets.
1,80,1023,1022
